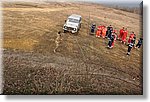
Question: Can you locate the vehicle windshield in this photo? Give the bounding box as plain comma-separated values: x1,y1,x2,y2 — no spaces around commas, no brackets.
68,18,79,23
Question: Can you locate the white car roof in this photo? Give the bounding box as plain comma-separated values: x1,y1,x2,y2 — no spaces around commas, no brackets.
68,14,81,20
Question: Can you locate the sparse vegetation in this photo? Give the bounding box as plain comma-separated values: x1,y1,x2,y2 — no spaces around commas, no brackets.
112,5,141,15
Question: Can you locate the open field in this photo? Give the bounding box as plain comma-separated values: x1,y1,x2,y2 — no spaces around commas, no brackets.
1,2,142,94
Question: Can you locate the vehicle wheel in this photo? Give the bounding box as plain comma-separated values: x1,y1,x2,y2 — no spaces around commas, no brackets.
64,30,67,33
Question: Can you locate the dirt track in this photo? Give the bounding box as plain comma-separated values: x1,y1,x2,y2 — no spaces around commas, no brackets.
2,2,142,95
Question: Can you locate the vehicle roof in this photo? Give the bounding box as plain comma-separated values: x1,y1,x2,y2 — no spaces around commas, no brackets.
68,14,81,20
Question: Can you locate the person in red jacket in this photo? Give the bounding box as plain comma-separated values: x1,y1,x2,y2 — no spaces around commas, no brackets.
121,28,128,44
102,26,107,38
113,28,117,38
96,25,102,37
128,32,135,44
96,29,101,37
113,28,117,34
118,27,125,40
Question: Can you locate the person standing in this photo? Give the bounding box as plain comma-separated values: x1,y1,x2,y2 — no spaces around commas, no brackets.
111,33,117,48
108,34,115,49
133,34,136,47
128,32,135,44
102,26,107,38
91,23,96,33
107,25,113,39
113,28,118,38
96,25,102,37
127,39,134,56
54,31,62,53
135,38,143,49
121,28,128,44
118,27,125,40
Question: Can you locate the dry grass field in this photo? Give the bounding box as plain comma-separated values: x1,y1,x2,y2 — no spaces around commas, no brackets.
1,2,142,94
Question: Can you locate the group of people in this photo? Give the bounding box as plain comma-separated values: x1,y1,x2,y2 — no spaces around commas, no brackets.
90,23,143,56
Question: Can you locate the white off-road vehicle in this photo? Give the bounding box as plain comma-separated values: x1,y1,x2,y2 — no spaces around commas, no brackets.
63,14,82,34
